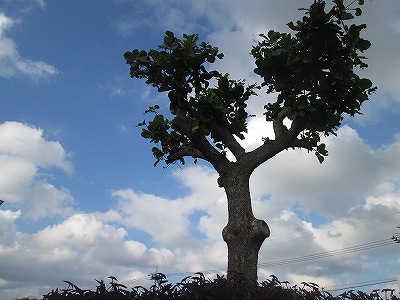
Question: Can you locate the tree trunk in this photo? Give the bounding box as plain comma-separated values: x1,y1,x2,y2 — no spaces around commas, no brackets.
221,170,270,282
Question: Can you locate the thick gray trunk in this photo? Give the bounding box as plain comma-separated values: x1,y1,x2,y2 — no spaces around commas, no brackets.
221,171,270,282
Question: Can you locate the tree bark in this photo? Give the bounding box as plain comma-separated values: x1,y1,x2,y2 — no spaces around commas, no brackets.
220,168,270,282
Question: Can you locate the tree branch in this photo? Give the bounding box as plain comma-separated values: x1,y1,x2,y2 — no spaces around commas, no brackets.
290,138,314,151
172,116,229,171
188,107,246,160
287,115,313,146
273,106,291,138
243,115,308,171
166,147,206,164
205,119,246,159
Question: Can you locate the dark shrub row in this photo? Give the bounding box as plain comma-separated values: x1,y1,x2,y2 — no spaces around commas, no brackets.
42,273,399,300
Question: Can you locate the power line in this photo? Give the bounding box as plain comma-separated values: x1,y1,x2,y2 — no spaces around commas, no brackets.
267,211,400,247
119,213,400,287
258,238,395,269
121,234,400,286
143,211,399,274
121,276,151,286
325,278,398,293
121,238,397,286
157,211,400,269
261,212,400,249
393,224,400,243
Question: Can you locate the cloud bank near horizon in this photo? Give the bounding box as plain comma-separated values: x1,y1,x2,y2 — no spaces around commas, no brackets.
1,121,399,297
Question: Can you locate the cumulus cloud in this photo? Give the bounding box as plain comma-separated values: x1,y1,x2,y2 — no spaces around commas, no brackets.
233,125,400,285
0,121,74,219
248,126,400,219
0,212,176,295
114,1,190,38
0,122,73,173
113,165,225,247
0,12,59,81
0,209,21,247
26,181,74,220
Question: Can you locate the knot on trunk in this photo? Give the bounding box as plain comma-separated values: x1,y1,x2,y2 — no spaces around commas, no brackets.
252,219,270,243
222,218,270,248
217,176,224,187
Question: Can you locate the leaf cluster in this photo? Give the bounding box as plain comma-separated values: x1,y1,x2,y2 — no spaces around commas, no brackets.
190,75,258,142
251,0,376,161
41,273,399,300
124,31,222,103
125,31,257,165
138,105,192,166
42,277,131,300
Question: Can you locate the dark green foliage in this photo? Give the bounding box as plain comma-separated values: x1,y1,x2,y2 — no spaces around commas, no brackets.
252,0,376,162
42,273,399,300
125,0,376,166
126,31,257,166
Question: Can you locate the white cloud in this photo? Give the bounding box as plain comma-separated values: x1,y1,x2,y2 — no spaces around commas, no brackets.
114,124,400,285
357,2,400,101
0,155,37,202
287,273,339,291
0,12,59,81
94,209,122,223
249,125,400,219
114,0,199,37
115,18,141,37
0,121,73,174
0,121,74,219
35,0,46,9
35,214,128,249
0,209,21,246
97,81,126,98
26,181,75,220
0,212,177,297
113,165,225,247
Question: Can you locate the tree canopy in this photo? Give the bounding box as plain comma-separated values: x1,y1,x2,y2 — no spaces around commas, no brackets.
124,0,376,281
124,0,375,167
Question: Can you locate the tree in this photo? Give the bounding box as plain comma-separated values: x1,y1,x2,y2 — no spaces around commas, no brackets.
124,0,376,282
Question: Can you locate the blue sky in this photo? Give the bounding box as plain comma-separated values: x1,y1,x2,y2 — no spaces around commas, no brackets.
0,0,400,299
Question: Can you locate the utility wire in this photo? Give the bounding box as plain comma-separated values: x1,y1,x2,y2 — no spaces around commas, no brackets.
268,211,400,247
258,238,395,269
150,211,400,269
121,276,151,286
259,239,392,268
325,278,398,292
119,213,400,287
121,238,397,286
